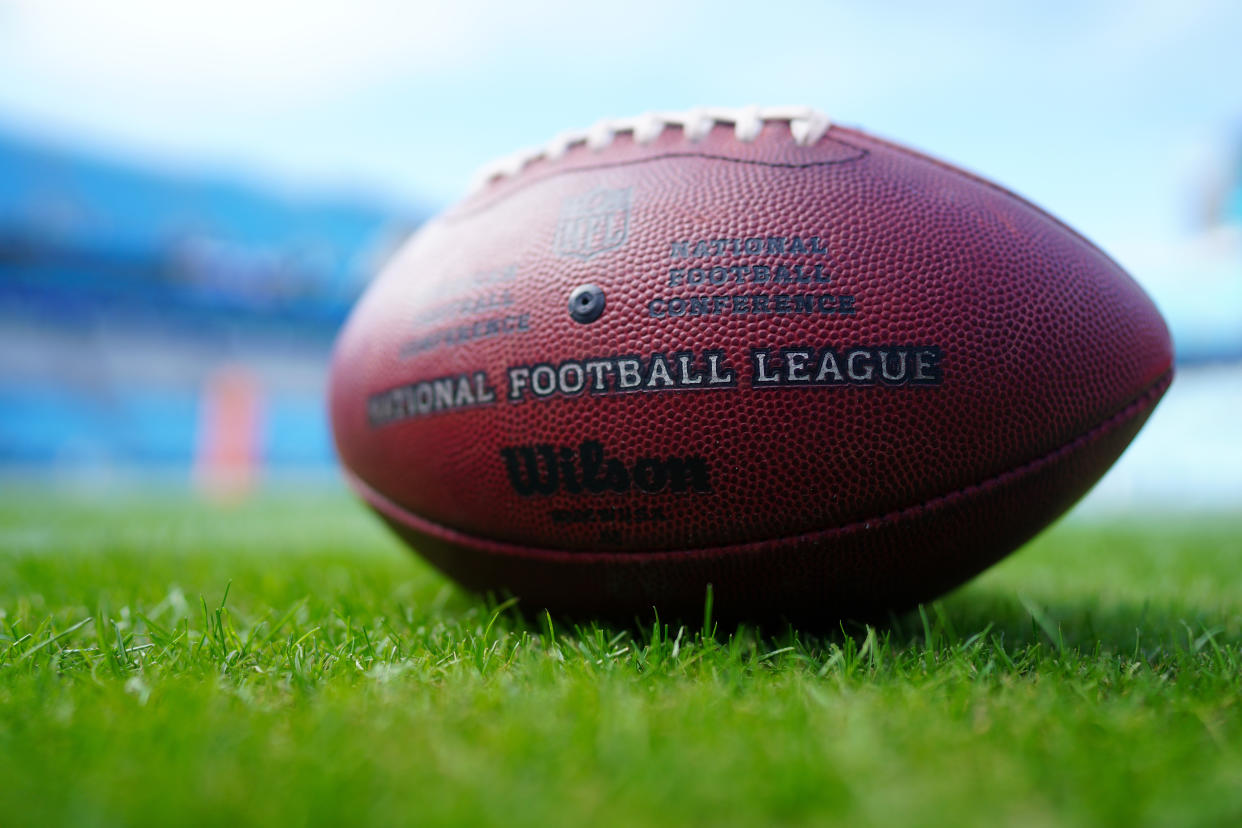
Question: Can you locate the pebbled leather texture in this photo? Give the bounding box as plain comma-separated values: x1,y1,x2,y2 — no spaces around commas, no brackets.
329,121,1174,620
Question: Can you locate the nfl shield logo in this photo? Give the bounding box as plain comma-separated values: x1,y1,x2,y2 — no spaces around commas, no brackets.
553,188,632,259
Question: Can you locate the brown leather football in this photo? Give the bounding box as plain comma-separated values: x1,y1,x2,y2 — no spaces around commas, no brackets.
329,107,1173,621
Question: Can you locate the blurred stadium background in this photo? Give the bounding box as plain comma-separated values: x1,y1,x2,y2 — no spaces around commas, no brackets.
0,0,1238,510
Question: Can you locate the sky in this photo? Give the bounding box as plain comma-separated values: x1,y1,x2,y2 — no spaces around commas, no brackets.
0,0,1240,345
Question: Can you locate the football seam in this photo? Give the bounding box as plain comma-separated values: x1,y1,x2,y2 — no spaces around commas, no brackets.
441,140,870,223
349,367,1173,563
846,127,1132,276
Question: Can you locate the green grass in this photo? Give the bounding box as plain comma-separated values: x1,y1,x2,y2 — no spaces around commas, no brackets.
1,491,1240,828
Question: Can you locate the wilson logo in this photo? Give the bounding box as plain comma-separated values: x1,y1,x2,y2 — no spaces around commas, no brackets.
500,440,711,497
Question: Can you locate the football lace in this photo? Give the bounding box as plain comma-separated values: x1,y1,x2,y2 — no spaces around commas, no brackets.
472,106,832,189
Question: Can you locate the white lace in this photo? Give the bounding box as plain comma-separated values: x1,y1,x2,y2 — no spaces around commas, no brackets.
472,106,832,190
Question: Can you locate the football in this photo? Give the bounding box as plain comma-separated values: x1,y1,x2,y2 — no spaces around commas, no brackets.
329,107,1173,621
